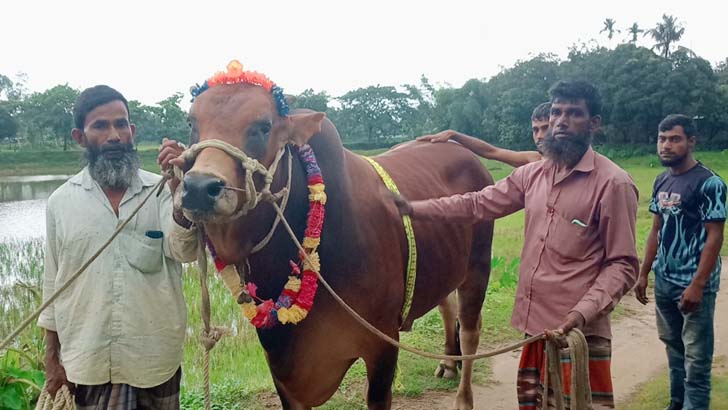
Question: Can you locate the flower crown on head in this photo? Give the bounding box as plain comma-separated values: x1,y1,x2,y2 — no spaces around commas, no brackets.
190,60,290,116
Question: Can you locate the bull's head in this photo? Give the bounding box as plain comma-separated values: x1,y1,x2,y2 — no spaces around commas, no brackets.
177,64,325,229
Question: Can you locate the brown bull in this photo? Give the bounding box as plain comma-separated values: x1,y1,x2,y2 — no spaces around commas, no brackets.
177,81,494,410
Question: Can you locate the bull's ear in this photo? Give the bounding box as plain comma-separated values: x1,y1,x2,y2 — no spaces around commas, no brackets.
287,112,326,146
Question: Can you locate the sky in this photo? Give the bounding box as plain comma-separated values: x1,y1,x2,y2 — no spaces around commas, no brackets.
2,0,726,107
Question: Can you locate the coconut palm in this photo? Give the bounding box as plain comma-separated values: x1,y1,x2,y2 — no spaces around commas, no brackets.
627,23,643,43
600,18,619,40
645,14,685,59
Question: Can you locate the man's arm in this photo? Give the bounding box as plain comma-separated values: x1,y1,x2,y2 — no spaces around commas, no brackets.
635,213,662,304
398,164,527,223
418,130,541,167
38,204,72,397
158,139,199,263
680,222,724,312
568,181,640,329
44,330,73,397
681,175,728,312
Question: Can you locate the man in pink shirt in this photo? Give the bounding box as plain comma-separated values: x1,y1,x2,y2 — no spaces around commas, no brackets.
395,80,639,409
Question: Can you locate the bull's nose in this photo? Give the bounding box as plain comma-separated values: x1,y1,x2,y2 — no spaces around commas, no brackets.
182,174,225,211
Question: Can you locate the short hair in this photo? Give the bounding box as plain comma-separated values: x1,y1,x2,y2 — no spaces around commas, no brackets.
658,114,697,138
548,80,602,117
531,102,551,121
73,85,129,129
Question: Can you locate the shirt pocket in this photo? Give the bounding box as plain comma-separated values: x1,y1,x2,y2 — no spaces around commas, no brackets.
123,231,164,274
547,211,594,261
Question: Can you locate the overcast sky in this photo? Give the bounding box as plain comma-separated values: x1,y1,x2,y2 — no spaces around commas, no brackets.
2,0,725,106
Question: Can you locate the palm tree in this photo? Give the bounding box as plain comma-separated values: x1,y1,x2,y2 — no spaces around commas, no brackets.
645,14,685,59
600,18,619,40
627,23,643,43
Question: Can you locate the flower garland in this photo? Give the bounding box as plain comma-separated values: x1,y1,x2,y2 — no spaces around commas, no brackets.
207,144,325,329
190,60,289,116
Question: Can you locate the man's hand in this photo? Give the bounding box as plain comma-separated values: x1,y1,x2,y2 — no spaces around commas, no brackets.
416,130,457,143
635,273,649,305
544,311,585,348
679,283,704,313
158,138,186,193
44,330,73,398
44,356,73,398
391,193,413,216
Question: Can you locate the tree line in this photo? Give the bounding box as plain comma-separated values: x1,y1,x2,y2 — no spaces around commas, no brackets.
2,14,727,151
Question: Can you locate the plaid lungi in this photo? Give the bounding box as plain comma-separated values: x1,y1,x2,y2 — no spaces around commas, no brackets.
74,368,181,410
517,336,614,410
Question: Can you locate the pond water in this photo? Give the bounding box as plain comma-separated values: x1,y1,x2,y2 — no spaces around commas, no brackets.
0,175,70,242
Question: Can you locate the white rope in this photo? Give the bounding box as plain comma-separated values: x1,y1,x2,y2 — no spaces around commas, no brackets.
35,385,74,410
174,139,291,253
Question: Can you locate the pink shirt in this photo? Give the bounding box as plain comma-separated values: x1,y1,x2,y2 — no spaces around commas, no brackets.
411,148,639,339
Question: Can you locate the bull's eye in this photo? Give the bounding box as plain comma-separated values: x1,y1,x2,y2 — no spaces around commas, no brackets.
260,123,271,135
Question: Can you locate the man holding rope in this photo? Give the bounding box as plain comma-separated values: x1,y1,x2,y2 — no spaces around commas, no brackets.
394,80,639,409
38,85,198,409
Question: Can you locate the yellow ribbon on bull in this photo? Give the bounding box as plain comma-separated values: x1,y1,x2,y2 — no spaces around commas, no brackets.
360,155,418,322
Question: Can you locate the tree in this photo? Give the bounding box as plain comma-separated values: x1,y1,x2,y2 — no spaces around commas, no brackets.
155,93,188,143
336,85,417,143
292,89,331,113
128,100,163,143
645,14,685,59
600,18,620,41
18,85,79,150
0,106,18,141
627,23,644,43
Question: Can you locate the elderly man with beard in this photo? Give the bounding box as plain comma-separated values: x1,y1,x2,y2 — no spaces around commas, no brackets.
635,114,725,410
394,80,639,409
38,85,198,410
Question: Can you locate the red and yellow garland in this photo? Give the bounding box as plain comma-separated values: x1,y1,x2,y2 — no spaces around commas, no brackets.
208,144,325,329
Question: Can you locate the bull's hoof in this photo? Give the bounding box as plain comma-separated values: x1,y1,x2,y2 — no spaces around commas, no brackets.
434,362,458,379
452,391,474,410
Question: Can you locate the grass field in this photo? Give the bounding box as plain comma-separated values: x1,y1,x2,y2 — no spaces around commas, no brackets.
1,147,727,409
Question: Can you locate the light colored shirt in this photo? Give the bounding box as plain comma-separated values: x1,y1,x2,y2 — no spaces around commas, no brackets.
38,167,198,387
411,148,639,339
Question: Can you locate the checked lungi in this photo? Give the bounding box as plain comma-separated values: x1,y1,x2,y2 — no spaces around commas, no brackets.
74,368,181,410
517,336,614,409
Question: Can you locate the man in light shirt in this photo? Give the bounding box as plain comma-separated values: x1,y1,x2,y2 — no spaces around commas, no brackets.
395,80,639,409
38,85,198,409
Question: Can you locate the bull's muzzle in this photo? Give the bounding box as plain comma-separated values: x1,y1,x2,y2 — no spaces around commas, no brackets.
182,173,226,212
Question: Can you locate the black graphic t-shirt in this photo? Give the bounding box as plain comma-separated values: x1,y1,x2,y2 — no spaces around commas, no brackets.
649,162,726,292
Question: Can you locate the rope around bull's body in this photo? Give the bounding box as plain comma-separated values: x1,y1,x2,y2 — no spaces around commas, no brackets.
272,193,591,408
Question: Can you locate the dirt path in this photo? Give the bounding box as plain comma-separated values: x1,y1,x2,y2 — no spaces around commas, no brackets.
392,258,728,410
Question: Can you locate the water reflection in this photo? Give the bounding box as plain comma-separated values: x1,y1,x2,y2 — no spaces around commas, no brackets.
0,175,70,203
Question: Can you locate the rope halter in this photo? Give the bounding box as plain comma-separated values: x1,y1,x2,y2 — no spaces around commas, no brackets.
174,139,292,229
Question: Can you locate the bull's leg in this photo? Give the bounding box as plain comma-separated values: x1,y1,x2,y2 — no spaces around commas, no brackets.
364,344,398,410
452,281,488,410
435,291,460,379
272,377,311,410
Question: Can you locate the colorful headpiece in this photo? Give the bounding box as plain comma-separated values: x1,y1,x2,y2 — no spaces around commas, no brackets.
190,60,290,116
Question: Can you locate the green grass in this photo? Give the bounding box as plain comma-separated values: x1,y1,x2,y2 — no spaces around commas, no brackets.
618,356,728,409
0,145,163,177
